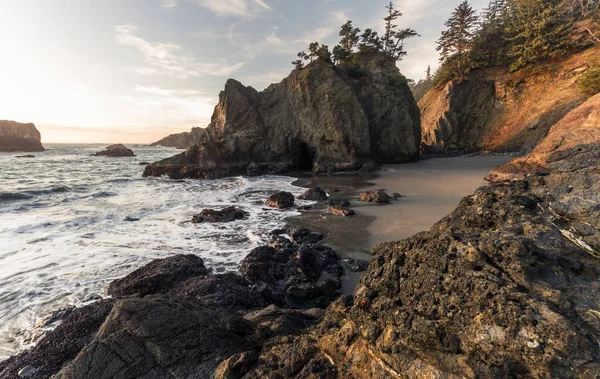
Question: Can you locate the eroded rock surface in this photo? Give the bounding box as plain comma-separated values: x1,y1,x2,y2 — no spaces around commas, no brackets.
265,191,295,209
0,120,44,152
360,189,391,203
150,127,208,149
143,52,420,179
298,187,328,201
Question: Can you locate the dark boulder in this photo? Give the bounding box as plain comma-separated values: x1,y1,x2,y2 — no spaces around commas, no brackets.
192,206,249,223
298,187,328,201
172,272,266,311
93,144,135,157
0,300,114,379
359,189,391,203
52,296,261,379
289,227,324,245
107,254,207,298
341,258,370,272
265,191,295,209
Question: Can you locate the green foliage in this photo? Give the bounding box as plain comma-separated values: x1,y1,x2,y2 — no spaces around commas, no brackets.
292,1,418,69
408,66,434,101
382,2,419,60
437,1,479,61
432,57,462,87
579,65,600,95
505,0,573,71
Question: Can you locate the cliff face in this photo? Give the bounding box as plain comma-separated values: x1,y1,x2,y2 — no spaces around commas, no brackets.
149,127,208,149
420,46,600,154
487,93,600,182
0,120,44,152
144,52,421,179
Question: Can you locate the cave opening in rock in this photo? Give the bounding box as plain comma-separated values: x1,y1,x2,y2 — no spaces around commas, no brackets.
296,143,315,171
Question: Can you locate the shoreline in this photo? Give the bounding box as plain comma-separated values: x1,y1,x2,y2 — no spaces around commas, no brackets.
287,154,513,294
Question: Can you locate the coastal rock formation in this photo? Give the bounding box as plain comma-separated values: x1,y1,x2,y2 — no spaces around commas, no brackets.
298,187,328,201
143,52,420,179
360,189,391,203
265,191,295,209
420,46,599,154
149,127,208,149
487,92,600,182
6,145,600,377
92,144,135,157
245,143,600,378
191,206,249,223
0,121,44,152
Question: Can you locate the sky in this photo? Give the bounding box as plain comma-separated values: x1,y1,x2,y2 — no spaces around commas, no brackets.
0,0,489,143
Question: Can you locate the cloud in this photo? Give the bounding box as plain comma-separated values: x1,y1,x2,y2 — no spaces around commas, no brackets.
114,24,244,78
193,0,271,18
161,0,177,8
293,11,347,45
122,85,217,126
239,69,290,90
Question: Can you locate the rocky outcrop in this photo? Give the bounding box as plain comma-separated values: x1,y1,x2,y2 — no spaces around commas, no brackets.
420,46,599,155
191,206,249,223
265,191,295,209
92,144,135,157
143,52,420,179
149,127,208,149
0,121,44,152
487,92,600,182
244,143,600,378
360,189,391,203
298,187,328,201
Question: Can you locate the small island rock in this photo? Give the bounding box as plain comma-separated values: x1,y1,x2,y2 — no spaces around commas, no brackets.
93,144,135,157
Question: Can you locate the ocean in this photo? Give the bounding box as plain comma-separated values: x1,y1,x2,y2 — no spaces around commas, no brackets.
0,144,305,359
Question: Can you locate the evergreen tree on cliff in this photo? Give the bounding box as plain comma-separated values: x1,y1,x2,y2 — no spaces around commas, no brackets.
470,0,509,67
505,0,573,71
436,1,479,77
382,1,419,60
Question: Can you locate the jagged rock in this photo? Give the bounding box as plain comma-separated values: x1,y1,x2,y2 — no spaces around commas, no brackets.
143,52,420,180
150,127,208,149
92,144,135,157
341,258,370,272
329,205,355,216
289,227,323,245
298,187,328,201
107,254,207,298
239,244,343,309
265,191,295,209
0,121,44,152
172,273,266,311
191,206,249,223
360,189,391,203
0,300,114,379
52,296,261,379
234,143,600,378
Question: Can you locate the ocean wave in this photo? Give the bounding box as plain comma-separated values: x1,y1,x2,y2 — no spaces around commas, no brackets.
0,192,34,202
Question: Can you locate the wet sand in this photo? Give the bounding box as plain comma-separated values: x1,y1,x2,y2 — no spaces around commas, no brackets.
289,155,513,292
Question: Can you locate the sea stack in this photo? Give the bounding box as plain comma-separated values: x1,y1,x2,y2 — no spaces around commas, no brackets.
0,120,44,152
93,144,135,157
143,51,421,180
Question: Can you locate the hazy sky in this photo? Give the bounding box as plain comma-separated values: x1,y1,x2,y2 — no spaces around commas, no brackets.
0,0,489,143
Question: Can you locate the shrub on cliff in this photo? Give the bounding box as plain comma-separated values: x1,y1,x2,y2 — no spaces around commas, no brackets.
579,65,600,94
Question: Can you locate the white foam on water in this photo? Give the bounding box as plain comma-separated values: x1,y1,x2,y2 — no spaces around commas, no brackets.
0,145,307,359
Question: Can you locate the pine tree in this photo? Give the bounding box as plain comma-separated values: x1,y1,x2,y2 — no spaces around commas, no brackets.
470,0,509,68
425,65,432,81
437,1,479,61
332,45,350,64
292,51,308,69
307,42,321,62
358,28,382,53
339,21,361,53
505,0,573,71
382,2,418,60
